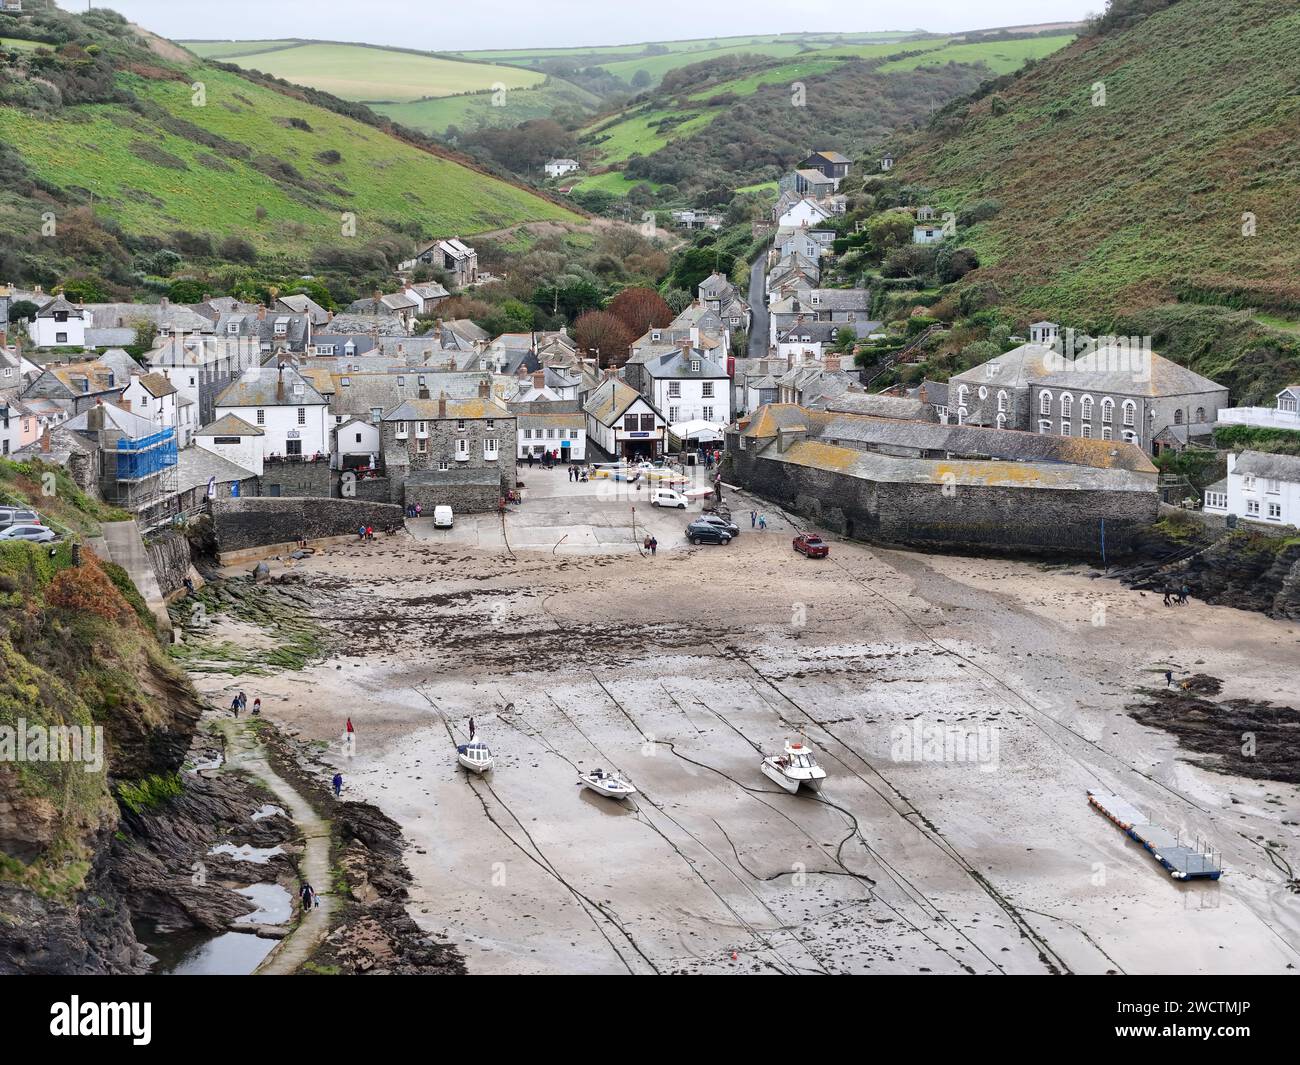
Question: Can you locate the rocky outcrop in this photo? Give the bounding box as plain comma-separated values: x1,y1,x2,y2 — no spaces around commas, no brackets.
1117,525,1300,619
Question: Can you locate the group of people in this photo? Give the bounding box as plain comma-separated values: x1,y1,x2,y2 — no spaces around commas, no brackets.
1162,583,1192,606
522,450,566,469
641,535,659,555
357,524,375,540
697,447,723,469
228,690,262,716
566,464,590,483
404,503,424,519
750,511,768,531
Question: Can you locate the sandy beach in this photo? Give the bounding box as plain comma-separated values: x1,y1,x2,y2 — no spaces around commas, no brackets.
189,469,1300,974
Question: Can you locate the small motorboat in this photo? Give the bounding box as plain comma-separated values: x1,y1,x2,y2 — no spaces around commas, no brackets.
578,767,637,800
760,739,826,794
457,740,494,774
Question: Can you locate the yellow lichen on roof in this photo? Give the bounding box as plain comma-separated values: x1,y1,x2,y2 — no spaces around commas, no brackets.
780,439,862,472
930,460,1061,486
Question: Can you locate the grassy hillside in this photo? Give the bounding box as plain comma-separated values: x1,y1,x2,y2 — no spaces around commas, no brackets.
0,3,578,292
578,33,1073,198
895,0,1300,317
188,40,544,103
372,78,603,135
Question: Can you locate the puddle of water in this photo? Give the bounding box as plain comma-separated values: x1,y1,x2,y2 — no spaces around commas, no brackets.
233,882,293,926
187,754,223,773
251,804,285,822
208,843,284,864
135,921,277,976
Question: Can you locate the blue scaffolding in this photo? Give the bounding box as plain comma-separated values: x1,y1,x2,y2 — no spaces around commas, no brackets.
115,427,178,482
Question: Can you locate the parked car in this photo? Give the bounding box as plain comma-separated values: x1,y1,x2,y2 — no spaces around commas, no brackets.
0,507,40,529
793,533,829,559
685,520,731,546
0,524,57,544
650,487,688,509
698,513,740,538
433,506,454,529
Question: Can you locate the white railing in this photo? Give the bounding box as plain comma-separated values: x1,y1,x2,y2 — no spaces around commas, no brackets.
1217,407,1300,429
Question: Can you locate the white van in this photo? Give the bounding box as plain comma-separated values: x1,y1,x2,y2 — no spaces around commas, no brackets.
650,487,688,509
433,505,454,528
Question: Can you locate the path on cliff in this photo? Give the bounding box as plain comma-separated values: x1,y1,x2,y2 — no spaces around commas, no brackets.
215,718,335,975
747,247,769,358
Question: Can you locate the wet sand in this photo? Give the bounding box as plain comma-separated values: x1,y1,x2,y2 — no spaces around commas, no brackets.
191,486,1300,974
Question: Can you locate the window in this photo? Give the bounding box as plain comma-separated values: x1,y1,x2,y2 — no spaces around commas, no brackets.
298,407,307,425
369,407,382,424
1102,426,1112,440
256,409,265,425
1080,395,1093,420
1081,424,1093,438
1122,401,1136,426
996,413,1006,429
690,359,700,373
56,332,68,344
438,459,450,471
623,416,639,433
997,391,1007,412
546,429,555,439
523,429,532,440
1101,398,1114,424
1039,392,1051,415
396,422,408,439
978,386,988,400
456,438,469,460
640,414,655,432
1060,393,1073,417
1195,406,1205,422
416,438,427,454
1061,421,1071,436
1038,420,1052,434
668,382,681,398
457,419,466,431
1267,503,1281,520
1247,499,1260,515
702,382,714,398
669,407,679,422
702,406,713,421
1266,478,1280,494
416,421,428,438
486,419,495,429
484,438,498,459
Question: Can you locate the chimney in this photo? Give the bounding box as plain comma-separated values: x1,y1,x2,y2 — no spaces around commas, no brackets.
257,304,266,321
374,289,382,303
532,370,545,390
160,296,169,309
919,383,928,404
786,352,794,371
277,366,285,402
41,426,50,452
824,355,841,373
438,391,447,419
477,379,490,399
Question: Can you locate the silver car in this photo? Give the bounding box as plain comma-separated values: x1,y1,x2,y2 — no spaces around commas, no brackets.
0,524,57,544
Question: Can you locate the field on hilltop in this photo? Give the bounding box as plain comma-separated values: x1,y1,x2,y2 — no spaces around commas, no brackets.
894,0,1300,318
186,40,544,102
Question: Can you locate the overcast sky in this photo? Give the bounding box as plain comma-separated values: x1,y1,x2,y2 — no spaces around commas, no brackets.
66,1,1100,51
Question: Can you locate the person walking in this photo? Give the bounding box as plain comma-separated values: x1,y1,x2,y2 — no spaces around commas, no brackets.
1162,586,1172,606
1179,583,1190,605
649,535,658,556
332,773,343,798
1164,670,1174,687
751,510,757,528
252,697,261,715
238,691,247,713
468,716,476,741
300,882,315,912
358,524,366,540
230,694,241,717
346,717,354,735
758,514,767,531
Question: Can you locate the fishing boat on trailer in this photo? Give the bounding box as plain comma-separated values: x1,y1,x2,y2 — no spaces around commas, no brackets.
457,740,494,774
760,739,826,794
578,767,637,800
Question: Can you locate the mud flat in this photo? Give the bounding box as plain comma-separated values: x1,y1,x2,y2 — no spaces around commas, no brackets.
187,498,1300,974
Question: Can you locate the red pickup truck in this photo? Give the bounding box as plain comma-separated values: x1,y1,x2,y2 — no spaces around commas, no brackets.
792,533,829,558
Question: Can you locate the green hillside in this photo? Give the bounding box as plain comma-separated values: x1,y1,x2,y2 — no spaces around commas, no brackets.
187,40,544,103
0,3,577,293
372,78,603,135
895,0,1300,317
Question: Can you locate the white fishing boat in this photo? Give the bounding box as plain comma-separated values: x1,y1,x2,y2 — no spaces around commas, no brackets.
578,767,637,800
760,739,826,794
457,740,494,774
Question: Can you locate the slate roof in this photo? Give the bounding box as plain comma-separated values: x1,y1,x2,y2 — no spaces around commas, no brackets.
215,367,326,408
330,371,491,417
132,372,176,399
952,342,1228,398
197,414,263,437
1234,450,1300,483
827,393,938,422
175,446,258,494
584,379,649,425
381,396,510,422
83,301,214,332
645,349,730,380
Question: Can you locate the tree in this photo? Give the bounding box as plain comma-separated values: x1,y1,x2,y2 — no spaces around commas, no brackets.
573,311,634,366
866,210,915,254
607,287,673,337
6,300,39,324
630,69,652,89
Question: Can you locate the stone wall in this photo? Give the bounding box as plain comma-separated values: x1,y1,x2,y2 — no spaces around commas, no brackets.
209,497,404,553
143,528,193,596
728,445,1158,559
260,460,331,499
402,480,500,514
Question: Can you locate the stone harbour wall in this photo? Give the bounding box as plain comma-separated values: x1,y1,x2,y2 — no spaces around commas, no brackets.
209,497,404,553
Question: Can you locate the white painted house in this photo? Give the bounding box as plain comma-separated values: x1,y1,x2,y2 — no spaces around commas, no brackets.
1203,451,1300,528
213,365,330,461
641,346,731,426
545,158,581,178
1215,385,1300,433
583,378,667,460
195,414,265,477
777,198,831,229
29,296,86,348
332,417,381,469
121,371,190,447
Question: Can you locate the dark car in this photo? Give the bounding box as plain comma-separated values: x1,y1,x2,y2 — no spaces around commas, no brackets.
685,520,731,546
698,513,740,538
793,533,829,559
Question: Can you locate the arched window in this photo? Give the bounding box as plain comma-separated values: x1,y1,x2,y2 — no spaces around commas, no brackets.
1080,395,1093,420
1122,400,1136,427
957,406,967,425
1101,398,1114,423
997,390,1008,413
1174,409,1184,424
1061,392,1073,418
1195,406,1205,422
996,412,1007,429
1039,391,1051,415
